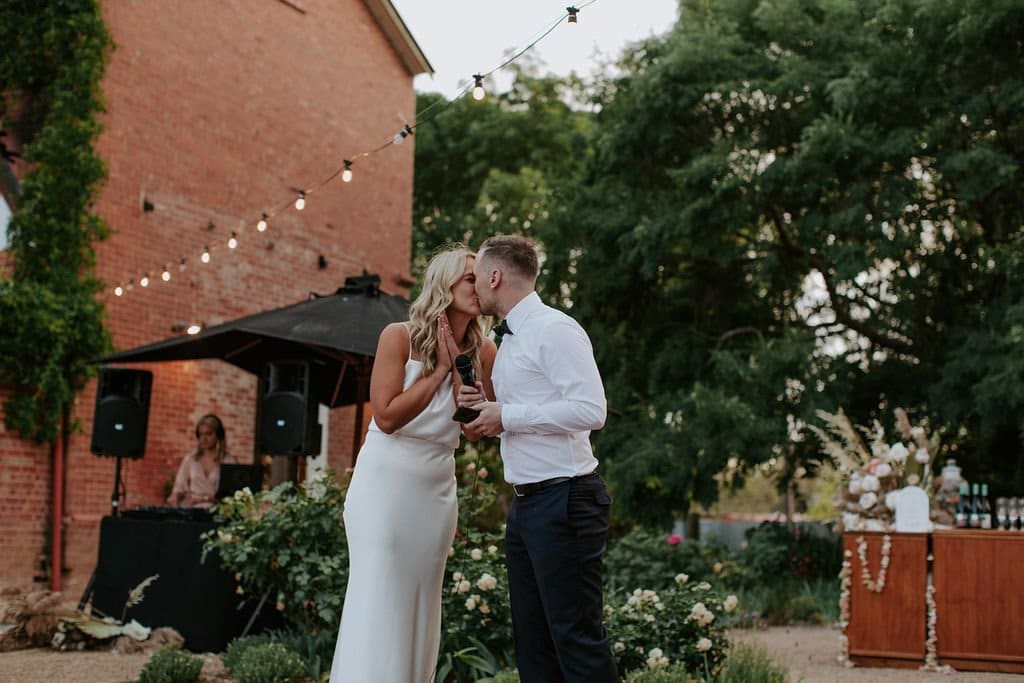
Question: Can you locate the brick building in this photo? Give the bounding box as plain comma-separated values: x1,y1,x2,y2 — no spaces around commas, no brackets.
0,0,429,596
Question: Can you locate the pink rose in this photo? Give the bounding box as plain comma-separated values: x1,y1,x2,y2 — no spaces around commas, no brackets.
667,534,683,545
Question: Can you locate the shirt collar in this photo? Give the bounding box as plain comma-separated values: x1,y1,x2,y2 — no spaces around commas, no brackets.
504,291,542,333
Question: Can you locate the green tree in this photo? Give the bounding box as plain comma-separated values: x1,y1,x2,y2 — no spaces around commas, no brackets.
0,0,113,443
539,0,1024,523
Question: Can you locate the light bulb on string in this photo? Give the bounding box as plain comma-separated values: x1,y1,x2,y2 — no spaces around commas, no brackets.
186,323,203,335
567,6,579,23
201,246,211,263
140,273,150,287
393,124,413,145
179,257,187,271
295,191,306,211
126,278,135,291
161,264,171,281
257,213,268,232
342,160,353,183
114,285,124,297
472,74,486,101
228,231,238,249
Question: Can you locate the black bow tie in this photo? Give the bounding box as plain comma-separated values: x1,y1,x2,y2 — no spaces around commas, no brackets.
493,319,513,337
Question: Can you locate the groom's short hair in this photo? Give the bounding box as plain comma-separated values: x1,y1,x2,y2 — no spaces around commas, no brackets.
480,235,539,284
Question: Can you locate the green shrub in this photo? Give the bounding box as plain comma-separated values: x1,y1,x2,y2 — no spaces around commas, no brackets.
231,642,307,683
137,647,202,683
605,527,727,594
222,634,273,673
604,575,734,677
713,642,788,683
203,472,349,639
438,448,514,682
623,663,692,682
736,522,841,586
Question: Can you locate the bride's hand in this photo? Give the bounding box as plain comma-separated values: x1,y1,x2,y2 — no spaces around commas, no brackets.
435,312,458,374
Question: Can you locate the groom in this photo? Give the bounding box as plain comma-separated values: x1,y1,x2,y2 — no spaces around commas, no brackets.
458,234,618,682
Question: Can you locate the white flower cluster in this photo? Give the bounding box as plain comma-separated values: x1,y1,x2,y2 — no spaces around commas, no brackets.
621,588,666,623
687,601,715,627
476,572,497,591
645,647,670,669
696,637,712,652
451,571,471,594
723,594,738,613
674,573,689,585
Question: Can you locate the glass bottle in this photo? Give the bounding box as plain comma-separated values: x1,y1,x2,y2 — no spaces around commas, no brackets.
979,483,992,529
955,482,971,529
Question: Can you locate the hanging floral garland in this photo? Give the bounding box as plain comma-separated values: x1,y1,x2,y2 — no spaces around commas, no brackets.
856,534,891,592
837,549,854,668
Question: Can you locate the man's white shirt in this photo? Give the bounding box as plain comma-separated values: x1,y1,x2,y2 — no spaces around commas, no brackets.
493,292,606,485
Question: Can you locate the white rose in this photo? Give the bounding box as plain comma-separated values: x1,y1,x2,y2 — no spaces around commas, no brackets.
614,641,626,653
885,490,900,510
457,580,471,594
848,477,862,495
859,492,878,509
889,443,909,463
465,596,477,611
861,474,880,492
911,426,925,440
915,447,931,464
453,572,463,581
674,573,689,585
476,573,497,591
875,463,892,478
697,637,712,652
723,595,738,612
470,548,483,560
487,545,498,555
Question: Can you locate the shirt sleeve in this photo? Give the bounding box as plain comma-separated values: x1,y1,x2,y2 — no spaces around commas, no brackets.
500,317,607,434
170,455,191,498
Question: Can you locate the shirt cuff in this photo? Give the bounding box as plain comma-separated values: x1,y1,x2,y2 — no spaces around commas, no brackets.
501,403,528,432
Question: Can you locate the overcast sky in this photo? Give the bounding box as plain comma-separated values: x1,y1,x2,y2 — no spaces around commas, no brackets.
390,0,679,98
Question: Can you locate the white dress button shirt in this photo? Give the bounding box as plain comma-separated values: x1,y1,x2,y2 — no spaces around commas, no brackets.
493,292,607,485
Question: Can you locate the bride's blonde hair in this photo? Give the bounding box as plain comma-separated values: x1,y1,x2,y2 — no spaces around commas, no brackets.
409,246,485,378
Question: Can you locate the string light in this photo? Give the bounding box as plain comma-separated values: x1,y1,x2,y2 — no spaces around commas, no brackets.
179,257,187,271
108,2,590,300
186,323,203,335
393,124,414,145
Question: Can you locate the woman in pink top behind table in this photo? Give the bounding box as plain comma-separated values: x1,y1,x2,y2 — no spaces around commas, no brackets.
167,414,236,508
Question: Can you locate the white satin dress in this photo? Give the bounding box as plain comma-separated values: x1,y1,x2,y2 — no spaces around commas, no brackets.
330,358,460,683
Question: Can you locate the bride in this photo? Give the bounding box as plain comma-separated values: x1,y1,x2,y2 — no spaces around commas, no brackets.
329,246,496,682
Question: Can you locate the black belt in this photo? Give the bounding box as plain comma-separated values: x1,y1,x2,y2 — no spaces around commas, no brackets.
512,472,597,497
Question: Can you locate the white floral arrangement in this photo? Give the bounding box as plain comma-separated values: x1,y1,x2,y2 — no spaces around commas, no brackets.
807,407,944,531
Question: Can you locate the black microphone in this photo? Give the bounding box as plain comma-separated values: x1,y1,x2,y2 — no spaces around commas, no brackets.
452,354,481,423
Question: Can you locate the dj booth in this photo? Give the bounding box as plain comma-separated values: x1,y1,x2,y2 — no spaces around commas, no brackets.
88,513,255,652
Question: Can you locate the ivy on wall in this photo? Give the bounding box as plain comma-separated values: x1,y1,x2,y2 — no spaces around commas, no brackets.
0,0,113,442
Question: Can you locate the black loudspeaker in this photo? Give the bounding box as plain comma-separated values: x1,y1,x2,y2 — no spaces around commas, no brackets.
257,360,321,456
90,367,153,459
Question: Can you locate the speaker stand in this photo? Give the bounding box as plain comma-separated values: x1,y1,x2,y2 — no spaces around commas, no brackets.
110,455,124,517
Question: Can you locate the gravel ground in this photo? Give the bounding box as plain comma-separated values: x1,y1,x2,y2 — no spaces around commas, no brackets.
0,625,1020,682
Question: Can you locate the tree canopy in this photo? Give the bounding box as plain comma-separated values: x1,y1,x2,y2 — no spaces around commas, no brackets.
416,0,1024,526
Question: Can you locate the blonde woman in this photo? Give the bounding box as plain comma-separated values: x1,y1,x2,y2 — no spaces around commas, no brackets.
167,414,236,508
330,246,497,682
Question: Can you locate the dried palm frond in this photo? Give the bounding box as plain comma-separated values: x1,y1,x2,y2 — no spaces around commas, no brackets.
121,574,158,623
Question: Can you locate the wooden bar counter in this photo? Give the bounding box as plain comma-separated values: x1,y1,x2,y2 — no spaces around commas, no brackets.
844,530,1024,673
844,532,928,668
932,530,1024,673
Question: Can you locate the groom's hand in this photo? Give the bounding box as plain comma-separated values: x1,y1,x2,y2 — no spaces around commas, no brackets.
468,402,504,437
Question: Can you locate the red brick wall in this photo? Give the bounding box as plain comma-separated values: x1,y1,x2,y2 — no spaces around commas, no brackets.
0,0,417,594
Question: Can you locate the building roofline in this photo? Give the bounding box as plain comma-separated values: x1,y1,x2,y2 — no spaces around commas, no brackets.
364,0,433,77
